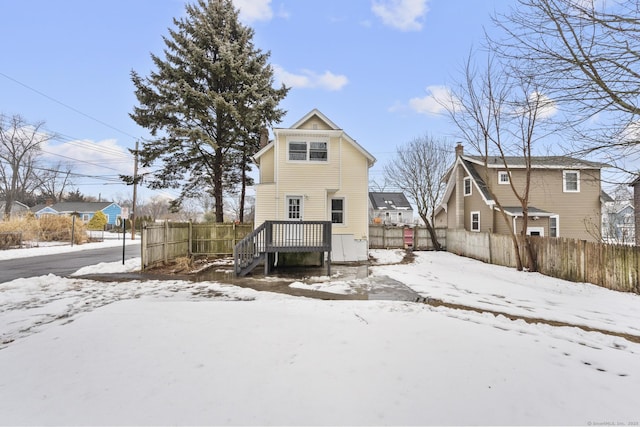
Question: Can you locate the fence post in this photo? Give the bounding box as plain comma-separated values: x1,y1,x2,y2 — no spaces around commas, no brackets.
581,239,587,283
164,220,169,265
188,221,193,257
141,223,147,271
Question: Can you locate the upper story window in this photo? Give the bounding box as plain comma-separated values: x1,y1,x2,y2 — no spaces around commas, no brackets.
463,176,472,196
498,171,510,184
563,170,580,192
288,140,328,162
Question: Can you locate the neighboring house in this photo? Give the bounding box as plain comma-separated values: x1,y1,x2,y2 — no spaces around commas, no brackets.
434,144,608,242
253,109,376,262
368,192,414,225
0,200,30,218
31,201,122,226
601,191,634,244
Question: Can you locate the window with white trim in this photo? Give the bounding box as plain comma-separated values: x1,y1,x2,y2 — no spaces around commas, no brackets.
563,170,580,192
470,211,480,231
288,142,307,160
549,215,559,237
286,196,302,220
288,141,328,162
498,171,510,184
464,177,472,196
331,198,344,224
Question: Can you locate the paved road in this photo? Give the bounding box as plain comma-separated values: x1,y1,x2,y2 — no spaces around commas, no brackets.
0,243,141,283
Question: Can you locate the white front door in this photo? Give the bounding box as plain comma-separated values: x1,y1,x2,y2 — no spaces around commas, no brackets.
286,196,303,220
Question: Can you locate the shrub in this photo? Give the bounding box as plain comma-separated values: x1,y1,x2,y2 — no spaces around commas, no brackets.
38,215,88,243
87,211,107,230
0,214,89,246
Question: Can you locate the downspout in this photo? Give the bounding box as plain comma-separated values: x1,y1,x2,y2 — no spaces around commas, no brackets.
275,129,279,220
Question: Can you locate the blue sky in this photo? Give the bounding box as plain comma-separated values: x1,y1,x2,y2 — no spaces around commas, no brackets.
0,0,510,204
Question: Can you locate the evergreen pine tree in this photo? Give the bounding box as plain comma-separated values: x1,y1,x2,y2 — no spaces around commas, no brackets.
130,0,288,222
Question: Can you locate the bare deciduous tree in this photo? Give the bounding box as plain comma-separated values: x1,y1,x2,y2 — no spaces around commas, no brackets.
0,114,51,218
36,162,74,204
443,54,554,271
491,0,640,161
383,134,452,250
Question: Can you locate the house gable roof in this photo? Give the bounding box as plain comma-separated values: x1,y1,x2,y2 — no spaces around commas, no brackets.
369,192,413,210
32,201,119,214
0,200,29,210
463,155,609,169
257,108,376,167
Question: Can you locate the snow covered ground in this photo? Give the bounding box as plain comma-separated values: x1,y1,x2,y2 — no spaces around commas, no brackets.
0,245,639,425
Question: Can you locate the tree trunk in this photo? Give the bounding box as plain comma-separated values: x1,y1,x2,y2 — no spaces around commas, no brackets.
420,214,442,251
239,154,247,223
214,146,224,223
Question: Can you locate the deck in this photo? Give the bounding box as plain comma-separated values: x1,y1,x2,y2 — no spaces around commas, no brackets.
233,221,332,276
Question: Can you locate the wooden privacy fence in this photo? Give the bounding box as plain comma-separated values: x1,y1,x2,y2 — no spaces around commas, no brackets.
369,225,446,250
141,221,252,270
447,228,640,294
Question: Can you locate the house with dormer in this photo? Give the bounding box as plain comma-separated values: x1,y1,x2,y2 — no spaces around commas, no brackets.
369,192,414,225
434,144,608,241
252,109,376,262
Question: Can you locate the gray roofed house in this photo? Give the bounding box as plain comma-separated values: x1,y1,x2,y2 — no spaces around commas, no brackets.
434,143,609,241
369,192,414,225
0,200,30,218
31,201,122,226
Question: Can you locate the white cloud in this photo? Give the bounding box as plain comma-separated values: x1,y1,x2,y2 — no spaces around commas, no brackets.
530,91,557,120
233,0,273,23
274,66,348,91
40,138,132,175
510,91,558,120
408,85,457,116
371,0,429,31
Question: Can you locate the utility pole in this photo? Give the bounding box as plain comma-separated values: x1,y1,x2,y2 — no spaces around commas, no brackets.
131,140,139,240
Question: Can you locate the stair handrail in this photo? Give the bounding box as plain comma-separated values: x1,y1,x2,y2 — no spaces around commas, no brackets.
233,221,268,275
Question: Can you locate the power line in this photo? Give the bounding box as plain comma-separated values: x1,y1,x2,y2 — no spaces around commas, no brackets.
0,71,139,140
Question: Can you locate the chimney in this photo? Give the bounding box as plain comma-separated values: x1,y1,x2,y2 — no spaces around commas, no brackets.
259,127,269,148
455,142,464,158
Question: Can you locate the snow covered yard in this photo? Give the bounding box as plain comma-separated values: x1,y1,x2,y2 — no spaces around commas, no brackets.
0,248,639,425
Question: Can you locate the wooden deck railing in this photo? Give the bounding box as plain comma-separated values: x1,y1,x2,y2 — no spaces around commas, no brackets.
233,220,332,276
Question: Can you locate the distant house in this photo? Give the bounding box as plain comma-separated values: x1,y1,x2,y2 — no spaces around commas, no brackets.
368,192,414,225
31,201,122,226
0,200,30,219
601,190,634,244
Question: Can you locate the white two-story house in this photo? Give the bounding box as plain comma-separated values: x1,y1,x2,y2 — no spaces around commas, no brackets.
252,109,376,262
